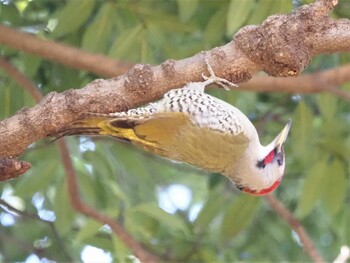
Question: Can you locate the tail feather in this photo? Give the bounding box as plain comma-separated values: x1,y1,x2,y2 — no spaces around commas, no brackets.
51,113,146,144
52,113,113,139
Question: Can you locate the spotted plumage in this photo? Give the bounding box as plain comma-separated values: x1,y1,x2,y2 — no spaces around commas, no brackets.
111,83,244,136
54,63,291,195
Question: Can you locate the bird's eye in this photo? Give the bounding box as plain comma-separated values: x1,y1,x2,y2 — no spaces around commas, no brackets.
276,151,284,166
277,158,283,166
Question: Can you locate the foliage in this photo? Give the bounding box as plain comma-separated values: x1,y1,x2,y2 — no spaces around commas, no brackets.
0,0,349,262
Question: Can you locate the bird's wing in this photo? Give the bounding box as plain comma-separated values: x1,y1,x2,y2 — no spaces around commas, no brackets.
108,112,250,174
54,112,250,174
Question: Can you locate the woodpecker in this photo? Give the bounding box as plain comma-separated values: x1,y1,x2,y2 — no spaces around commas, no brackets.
55,63,291,196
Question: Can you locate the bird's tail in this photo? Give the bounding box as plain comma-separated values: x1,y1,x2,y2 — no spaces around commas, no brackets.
52,113,133,142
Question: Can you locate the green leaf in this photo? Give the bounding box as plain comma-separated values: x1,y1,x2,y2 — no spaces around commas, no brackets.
103,179,128,204
0,3,21,26
204,5,227,45
52,177,76,235
22,53,42,77
333,209,350,244
267,0,293,16
193,190,227,234
83,236,114,253
14,160,58,198
226,0,255,36
220,194,260,242
130,203,189,234
296,161,328,218
321,160,346,216
317,93,337,120
112,235,129,263
177,0,199,22
51,0,95,38
82,2,116,53
292,100,315,164
108,24,143,59
246,0,274,26
75,219,103,243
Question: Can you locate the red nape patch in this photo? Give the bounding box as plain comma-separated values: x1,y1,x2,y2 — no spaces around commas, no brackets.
263,149,275,165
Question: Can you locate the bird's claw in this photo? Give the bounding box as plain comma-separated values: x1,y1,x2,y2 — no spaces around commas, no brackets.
202,58,238,91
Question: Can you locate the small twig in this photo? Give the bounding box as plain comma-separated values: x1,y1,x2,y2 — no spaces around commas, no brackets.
0,228,38,255
56,140,160,263
0,57,43,102
265,195,325,263
0,199,72,261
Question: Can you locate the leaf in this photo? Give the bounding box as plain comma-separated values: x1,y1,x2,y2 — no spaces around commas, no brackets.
82,2,116,53
317,93,337,120
267,0,293,16
52,177,76,235
14,160,58,198
226,0,255,36
75,219,103,243
108,24,143,59
193,191,227,234
177,0,199,22
204,5,227,45
292,100,315,164
220,194,260,242
246,0,274,26
130,203,189,234
333,209,350,244
51,0,95,38
112,235,129,263
321,160,346,216
103,179,128,204
295,161,328,218
22,53,42,77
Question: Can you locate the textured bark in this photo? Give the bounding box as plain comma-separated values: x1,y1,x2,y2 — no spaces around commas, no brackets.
0,158,31,181
0,0,349,167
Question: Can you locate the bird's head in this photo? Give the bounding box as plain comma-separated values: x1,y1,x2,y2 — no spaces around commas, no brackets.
241,120,292,196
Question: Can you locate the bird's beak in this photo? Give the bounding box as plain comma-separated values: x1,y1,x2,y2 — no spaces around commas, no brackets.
274,119,292,152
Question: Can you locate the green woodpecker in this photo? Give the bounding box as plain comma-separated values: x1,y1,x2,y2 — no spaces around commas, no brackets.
55,64,291,196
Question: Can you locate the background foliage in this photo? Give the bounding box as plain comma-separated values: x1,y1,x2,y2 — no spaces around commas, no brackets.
0,0,349,262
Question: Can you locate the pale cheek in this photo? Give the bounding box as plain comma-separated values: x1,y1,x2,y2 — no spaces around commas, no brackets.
280,164,286,175
264,167,278,187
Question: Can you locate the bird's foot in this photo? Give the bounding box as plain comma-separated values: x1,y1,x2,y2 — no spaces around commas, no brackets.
202,58,238,91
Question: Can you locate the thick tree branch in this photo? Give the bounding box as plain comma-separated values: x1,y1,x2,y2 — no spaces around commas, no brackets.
0,60,159,262
0,0,349,162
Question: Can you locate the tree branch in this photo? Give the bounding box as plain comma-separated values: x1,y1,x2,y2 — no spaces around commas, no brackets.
240,64,350,101
0,0,349,166
0,198,72,261
0,157,31,181
265,195,325,263
57,140,160,262
0,60,159,262
0,25,131,78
